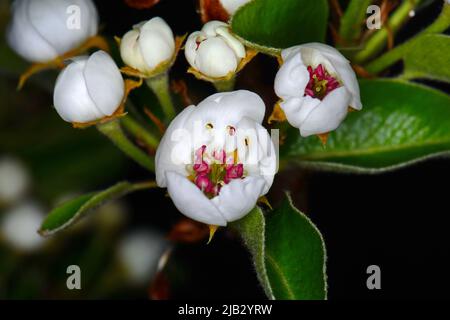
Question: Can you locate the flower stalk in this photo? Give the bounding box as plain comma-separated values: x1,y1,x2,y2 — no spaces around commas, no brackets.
97,119,155,172
120,115,160,150
213,77,236,92
146,72,176,121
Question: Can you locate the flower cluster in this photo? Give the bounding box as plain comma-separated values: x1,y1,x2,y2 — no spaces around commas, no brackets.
6,0,362,229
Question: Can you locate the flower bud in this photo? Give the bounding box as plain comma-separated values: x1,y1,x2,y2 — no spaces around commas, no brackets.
185,20,245,78
53,51,125,124
274,43,362,137
7,0,99,63
120,17,175,76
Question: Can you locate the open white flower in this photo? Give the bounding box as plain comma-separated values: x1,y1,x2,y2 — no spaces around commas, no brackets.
185,20,246,78
120,17,175,75
0,156,30,205
7,0,98,63
53,50,124,124
1,202,45,251
155,90,276,226
219,0,251,15
274,43,362,137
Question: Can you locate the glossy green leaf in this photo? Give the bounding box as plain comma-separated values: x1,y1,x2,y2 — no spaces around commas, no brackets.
39,181,155,236
230,0,329,55
403,34,450,82
232,194,327,300
281,79,450,173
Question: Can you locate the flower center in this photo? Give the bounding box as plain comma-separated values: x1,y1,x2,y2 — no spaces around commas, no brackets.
304,64,340,100
189,145,244,198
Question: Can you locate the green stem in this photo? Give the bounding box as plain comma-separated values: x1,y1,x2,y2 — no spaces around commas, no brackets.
366,2,450,74
213,77,236,92
353,0,423,64
146,72,176,121
97,119,155,172
121,115,159,150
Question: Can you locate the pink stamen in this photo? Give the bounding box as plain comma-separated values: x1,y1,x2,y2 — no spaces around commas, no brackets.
224,164,244,184
305,64,340,100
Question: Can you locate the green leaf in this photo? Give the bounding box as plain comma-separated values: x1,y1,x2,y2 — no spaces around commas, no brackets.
230,0,329,55
403,34,450,82
281,79,450,173
39,181,155,236
339,0,372,44
231,207,274,299
232,194,327,300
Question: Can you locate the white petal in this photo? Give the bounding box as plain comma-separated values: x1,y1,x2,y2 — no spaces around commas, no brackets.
274,53,309,99
300,87,351,136
165,171,227,226
194,90,265,125
298,42,349,65
332,62,362,110
235,118,276,194
140,17,174,44
84,51,124,116
220,0,251,15
139,28,175,70
120,29,149,72
195,37,238,77
216,27,246,59
155,106,197,187
53,58,103,123
201,20,228,37
212,176,265,222
280,96,320,128
7,0,58,62
28,0,98,56
184,31,202,69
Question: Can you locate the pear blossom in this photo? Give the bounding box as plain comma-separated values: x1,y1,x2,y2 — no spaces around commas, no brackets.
120,17,175,75
274,43,362,137
155,90,276,226
118,230,170,285
1,202,45,251
185,21,246,78
53,50,124,124
0,157,30,204
7,0,98,63
219,0,251,15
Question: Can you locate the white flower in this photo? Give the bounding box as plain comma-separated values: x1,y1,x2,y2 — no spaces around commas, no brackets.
155,90,276,226
120,17,175,75
118,230,169,285
220,0,251,15
7,0,98,63
1,202,45,251
0,157,30,205
274,43,362,137
53,50,124,124
185,20,245,78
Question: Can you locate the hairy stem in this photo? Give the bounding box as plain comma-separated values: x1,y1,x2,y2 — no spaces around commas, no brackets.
366,2,450,74
353,0,424,64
